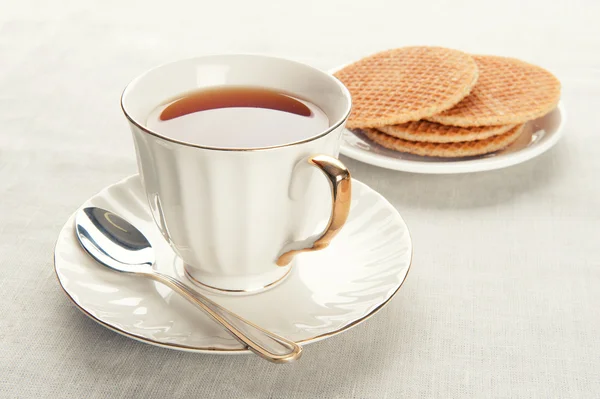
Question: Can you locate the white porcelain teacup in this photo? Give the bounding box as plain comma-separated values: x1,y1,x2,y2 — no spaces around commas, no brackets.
121,55,352,294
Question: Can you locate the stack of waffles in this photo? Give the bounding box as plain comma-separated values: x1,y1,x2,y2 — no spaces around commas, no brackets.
334,47,561,158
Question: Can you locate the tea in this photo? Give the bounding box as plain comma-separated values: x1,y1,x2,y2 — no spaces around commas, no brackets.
146,87,329,148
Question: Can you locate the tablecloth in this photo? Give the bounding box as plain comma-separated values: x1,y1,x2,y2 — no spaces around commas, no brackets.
1,0,599,397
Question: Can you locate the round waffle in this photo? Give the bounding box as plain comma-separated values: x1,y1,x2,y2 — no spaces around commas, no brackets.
334,47,479,129
363,124,525,158
378,120,515,143
426,55,561,127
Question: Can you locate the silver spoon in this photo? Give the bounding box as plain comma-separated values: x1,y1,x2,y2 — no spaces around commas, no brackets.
75,206,302,363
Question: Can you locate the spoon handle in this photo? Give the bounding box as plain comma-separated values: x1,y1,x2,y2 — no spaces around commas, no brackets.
148,271,302,363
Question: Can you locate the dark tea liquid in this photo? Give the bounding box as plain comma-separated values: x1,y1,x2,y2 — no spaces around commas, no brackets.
146,87,329,148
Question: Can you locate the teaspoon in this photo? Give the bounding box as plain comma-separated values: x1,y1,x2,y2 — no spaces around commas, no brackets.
75,206,302,363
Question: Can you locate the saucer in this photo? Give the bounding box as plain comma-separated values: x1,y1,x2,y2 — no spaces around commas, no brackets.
339,103,565,174
54,175,412,354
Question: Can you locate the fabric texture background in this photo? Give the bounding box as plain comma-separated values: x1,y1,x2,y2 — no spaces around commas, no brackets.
1,0,599,397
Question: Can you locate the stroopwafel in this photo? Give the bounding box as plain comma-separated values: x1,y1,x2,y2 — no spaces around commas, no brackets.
426,55,561,127
334,47,479,129
363,124,525,158
378,120,514,143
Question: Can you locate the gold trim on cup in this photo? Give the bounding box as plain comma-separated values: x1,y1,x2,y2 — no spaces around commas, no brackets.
120,54,352,152
183,264,292,294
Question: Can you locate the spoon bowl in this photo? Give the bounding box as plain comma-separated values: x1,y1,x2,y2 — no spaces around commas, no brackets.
76,207,155,273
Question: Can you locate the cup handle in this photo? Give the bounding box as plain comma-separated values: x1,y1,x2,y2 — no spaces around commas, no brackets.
276,154,351,266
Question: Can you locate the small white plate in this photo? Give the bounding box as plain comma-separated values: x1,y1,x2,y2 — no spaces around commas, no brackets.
54,175,412,354
339,103,565,174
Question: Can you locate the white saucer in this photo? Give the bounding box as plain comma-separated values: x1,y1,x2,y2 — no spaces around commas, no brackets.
54,175,412,354
339,103,565,174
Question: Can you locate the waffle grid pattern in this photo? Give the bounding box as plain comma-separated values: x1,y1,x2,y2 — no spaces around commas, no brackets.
426,55,561,126
334,47,479,128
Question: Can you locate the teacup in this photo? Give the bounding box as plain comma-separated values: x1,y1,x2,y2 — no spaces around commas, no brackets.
121,54,352,294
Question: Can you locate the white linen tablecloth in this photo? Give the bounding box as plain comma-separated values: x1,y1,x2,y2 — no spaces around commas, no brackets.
1,0,599,397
